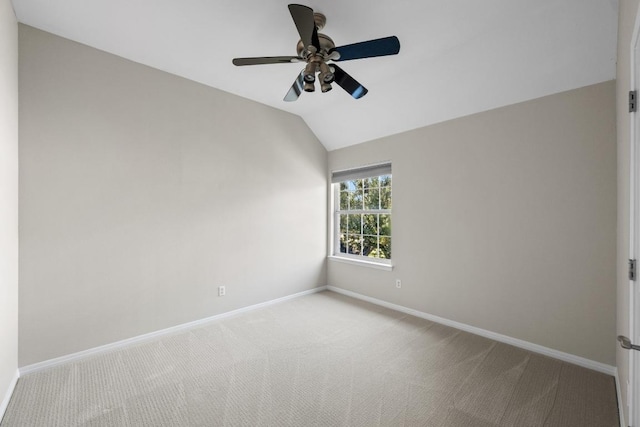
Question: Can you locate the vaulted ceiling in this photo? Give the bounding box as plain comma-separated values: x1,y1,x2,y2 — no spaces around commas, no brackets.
11,0,618,150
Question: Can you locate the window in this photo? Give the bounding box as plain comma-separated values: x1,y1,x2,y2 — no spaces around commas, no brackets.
332,163,392,266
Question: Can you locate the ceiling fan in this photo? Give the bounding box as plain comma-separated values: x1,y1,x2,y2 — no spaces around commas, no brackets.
232,4,400,102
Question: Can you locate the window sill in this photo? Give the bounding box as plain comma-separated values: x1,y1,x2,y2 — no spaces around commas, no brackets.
328,255,393,271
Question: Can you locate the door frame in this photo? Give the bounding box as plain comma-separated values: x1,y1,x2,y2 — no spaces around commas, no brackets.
629,6,640,426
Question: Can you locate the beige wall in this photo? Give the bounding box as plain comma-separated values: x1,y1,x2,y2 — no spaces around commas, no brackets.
328,81,617,366
0,0,19,416
18,25,328,366
617,0,640,422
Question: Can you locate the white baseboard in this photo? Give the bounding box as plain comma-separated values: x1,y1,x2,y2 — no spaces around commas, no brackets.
327,286,616,376
614,368,626,427
20,286,328,376
19,283,616,379
0,369,19,423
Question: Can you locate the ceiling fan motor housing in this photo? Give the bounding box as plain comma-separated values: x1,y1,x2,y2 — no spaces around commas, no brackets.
296,33,335,60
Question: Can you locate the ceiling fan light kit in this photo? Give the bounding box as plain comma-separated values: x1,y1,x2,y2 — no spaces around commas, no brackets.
232,4,400,102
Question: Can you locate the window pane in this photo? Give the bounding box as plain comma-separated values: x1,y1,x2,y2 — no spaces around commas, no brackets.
349,191,363,210
339,214,348,233
348,214,361,233
368,236,384,258
364,188,380,210
380,214,391,236
335,172,391,261
340,191,348,210
379,236,391,259
363,214,378,235
380,187,392,209
363,235,377,257
364,177,379,189
339,233,347,253
347,234,362,255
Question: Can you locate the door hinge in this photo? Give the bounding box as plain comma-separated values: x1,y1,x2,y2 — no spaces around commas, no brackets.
630,90,638,112
629,259,636,281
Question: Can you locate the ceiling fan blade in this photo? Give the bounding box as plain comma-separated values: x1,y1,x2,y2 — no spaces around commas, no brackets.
232,56,302,66
331,36,400,62
288,4,320,50
284,70,305,102
332,65,368,99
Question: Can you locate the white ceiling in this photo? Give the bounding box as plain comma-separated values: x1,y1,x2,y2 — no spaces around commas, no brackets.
11,0,618,151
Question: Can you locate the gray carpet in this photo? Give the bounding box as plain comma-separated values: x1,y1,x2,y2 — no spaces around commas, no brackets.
1,291,619,426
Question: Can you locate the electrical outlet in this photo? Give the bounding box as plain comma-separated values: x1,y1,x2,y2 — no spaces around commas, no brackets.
395,279,401,288
218,286,226,297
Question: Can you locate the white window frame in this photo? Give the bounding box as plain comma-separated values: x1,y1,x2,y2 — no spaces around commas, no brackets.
329,162,393,270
